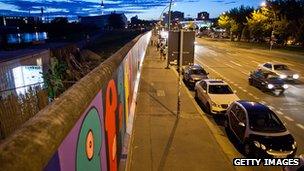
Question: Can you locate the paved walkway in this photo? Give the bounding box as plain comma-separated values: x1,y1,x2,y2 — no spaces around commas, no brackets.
127,41,235,171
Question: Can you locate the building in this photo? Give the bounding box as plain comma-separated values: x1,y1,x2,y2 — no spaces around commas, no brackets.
79,13,127,29
162,11,184,25
0,16,41,27
129,15,157,30
197,12,209,20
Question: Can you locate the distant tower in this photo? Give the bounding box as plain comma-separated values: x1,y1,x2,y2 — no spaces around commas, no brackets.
101,0,105,15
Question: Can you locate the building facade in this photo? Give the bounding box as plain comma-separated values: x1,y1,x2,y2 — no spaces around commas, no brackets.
79,13,127,29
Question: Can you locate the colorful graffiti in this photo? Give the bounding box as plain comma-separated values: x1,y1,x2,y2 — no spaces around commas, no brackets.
44,32,151,171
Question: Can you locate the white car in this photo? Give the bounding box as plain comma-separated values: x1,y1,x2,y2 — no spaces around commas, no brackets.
194,79,240,114
258,62,300,81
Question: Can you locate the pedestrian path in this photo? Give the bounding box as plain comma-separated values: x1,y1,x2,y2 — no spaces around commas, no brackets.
126,40,235,171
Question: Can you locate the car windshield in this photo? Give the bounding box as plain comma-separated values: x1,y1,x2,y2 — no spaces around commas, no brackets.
274,64,289,70
190,69,206,75
208,85,233,94
248,108,286,133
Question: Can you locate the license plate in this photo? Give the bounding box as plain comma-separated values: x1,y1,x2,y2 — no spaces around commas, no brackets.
274,155,287,158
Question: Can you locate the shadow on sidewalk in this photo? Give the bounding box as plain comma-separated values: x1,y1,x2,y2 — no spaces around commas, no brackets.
157,117,179,171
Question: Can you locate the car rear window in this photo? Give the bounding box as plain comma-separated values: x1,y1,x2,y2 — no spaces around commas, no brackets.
274,64,289,70
208,85,233,94
248,108,286,133
190,69,207,75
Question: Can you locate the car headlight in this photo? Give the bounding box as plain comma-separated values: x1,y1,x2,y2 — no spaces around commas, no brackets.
254,141,267,150
267,84,274,89
292,141,297,149
211,101,221,107
283,84,289,89
279,74,287,79
261,144,267,150
293,74,299,79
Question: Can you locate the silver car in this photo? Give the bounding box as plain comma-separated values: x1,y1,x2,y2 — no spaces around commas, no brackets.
259,62,300,81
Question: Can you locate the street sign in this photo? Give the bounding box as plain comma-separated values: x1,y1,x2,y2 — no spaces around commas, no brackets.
167,30,195,66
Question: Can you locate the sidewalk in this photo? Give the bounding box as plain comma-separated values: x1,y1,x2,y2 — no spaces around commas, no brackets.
127,41,235,170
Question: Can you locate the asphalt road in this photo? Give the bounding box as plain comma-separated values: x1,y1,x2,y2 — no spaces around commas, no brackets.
193,38,304,158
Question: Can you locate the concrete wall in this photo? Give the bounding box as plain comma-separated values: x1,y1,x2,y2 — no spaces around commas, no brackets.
0,31,151,171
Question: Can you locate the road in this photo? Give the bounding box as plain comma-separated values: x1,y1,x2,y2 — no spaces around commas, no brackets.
193,38,304,158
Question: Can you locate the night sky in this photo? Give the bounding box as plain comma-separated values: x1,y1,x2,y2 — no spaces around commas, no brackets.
0,0,262,20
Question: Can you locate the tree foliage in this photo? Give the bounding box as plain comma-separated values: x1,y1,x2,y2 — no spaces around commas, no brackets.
217,0,304,45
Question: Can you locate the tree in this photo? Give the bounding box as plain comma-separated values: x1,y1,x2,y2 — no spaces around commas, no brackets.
247,8,272,42
107,13,125,29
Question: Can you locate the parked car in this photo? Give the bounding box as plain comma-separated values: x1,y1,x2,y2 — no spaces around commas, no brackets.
225,100,297,158
258,62,300,81
194,79,239,114
249,69,289,95
183,64,209,88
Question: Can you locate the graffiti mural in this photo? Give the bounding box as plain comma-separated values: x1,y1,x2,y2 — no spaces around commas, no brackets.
44,32,151,171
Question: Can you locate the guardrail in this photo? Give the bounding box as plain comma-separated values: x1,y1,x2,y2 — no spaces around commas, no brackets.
0,31,152,171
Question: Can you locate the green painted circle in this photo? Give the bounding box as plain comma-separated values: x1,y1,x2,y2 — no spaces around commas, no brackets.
76,108,102,171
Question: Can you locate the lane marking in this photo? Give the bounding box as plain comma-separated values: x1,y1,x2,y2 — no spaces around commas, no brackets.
260,101,266,104
248,93,253,96
284,116,294,122
252,60,260,65
268,105,275,110
230,61,242,67
225,64,234,68
296,124,304,130
253,96,259,100
276,111,284,115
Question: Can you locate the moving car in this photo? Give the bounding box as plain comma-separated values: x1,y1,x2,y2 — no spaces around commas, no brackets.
225,100,297,158
195,79,239,114
183,64,209,88
258,62,300,81
249,69,289,95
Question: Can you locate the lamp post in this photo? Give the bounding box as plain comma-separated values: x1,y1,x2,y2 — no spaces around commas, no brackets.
261,1,276,51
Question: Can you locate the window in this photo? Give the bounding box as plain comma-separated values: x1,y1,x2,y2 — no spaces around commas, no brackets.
236,108,246,123
248,108,286,132
263,63,272,69
208,85,233,94
274,64,289,70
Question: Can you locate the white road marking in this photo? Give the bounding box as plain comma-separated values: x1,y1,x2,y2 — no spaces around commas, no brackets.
243,90,248,93
276,111,284,115
252,60,260,65
241,71,249,75
230,61,242,67
296,124,304,130
279,108,299,111
284,116,294,122
248,93,253,96
260,101,266,104
254,96,260,100
225,64,234,68
268,105,275,110
214,58,220,62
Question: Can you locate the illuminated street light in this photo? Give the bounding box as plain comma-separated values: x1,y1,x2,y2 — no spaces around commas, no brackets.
261,1,267,7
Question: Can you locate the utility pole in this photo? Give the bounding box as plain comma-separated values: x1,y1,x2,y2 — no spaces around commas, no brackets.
165,0,173,69
177,29,184,118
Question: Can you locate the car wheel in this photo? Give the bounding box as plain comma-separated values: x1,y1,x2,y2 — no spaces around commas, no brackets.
249,79,253,86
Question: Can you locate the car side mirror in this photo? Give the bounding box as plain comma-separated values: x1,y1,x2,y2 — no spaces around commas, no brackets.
238,122,245,127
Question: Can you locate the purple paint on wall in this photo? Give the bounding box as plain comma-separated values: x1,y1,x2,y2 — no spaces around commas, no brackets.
56,91,107,171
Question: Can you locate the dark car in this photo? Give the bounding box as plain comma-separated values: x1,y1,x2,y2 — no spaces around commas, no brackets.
225,100,297,158
249,69,288,95
183,64,209,88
